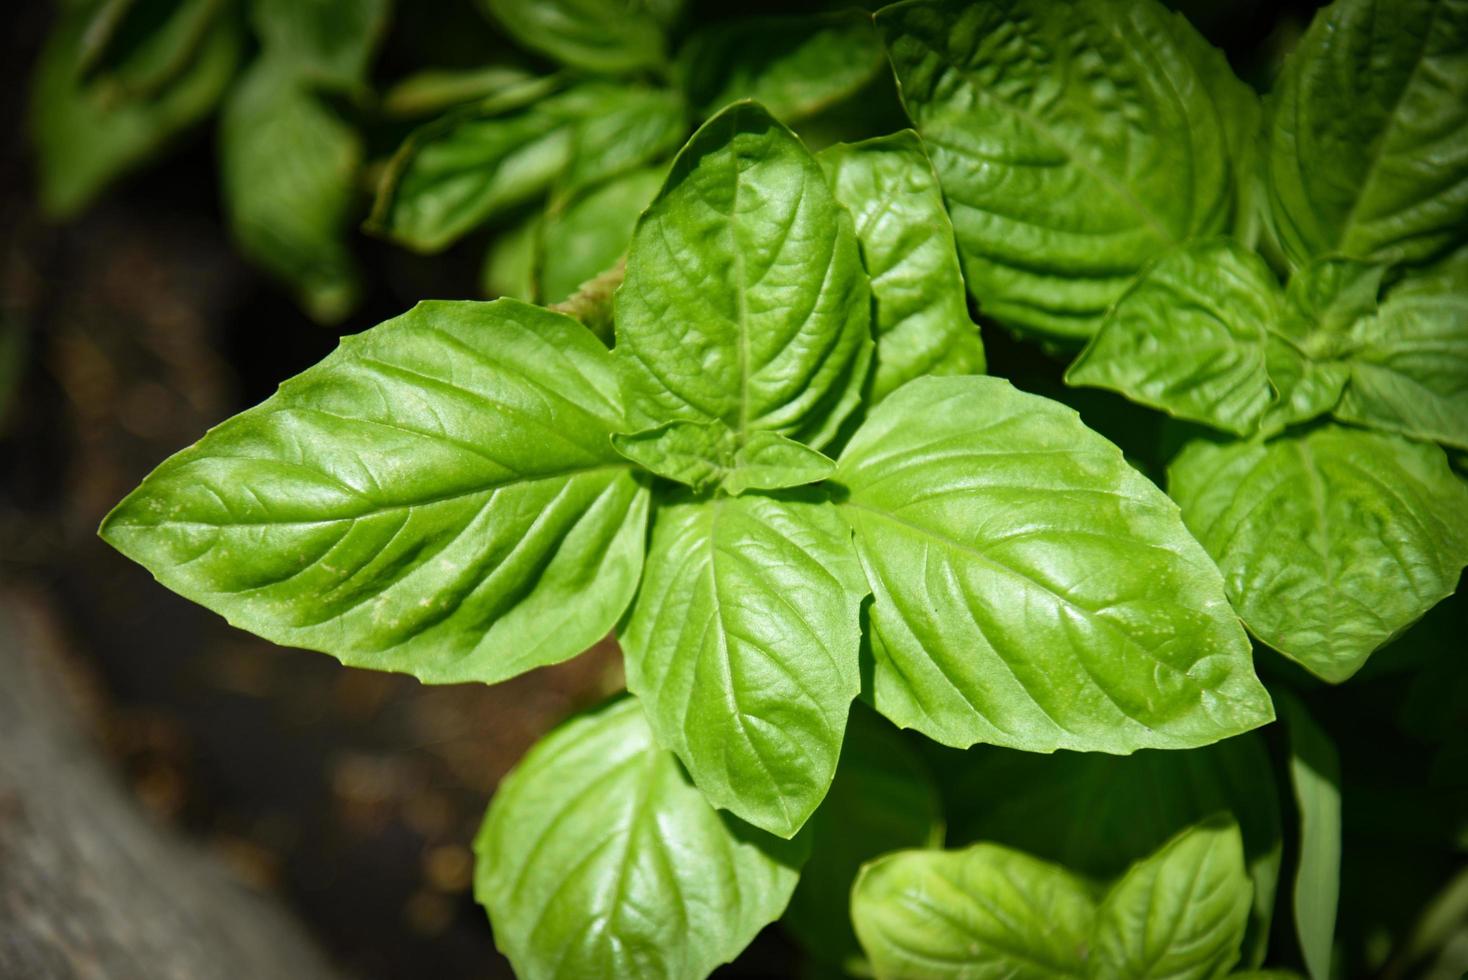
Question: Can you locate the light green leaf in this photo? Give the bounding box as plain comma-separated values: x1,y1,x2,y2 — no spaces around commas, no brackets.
1068,239,1285,436
622,491,868,838
475,696,806,980
540,166,663,304
818,131,986,403
939,735,1283,970
834,375,1273,752
479,0,681,74
1090,817,1253,980
1275,692,1342,980
851,844,1098,980
612,419,735,492
677,11,886,124
479,210,540,302
783,704,943,973
1263,0,1468,268
31,4,243,218
251,0,389,91
1334,274,1468,450
617,102,873,450
100,300,650,685
220,62,362,323
1168,424,1468,681
78,0,228,104
369,83,681,253
877,0,1248,341
611,423,834,495
723,431,836,496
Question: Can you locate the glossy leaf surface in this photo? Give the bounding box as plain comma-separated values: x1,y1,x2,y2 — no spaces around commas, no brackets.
819,131,986,403
834,376,1273,752
622,491,867,838
101,300,650,685
617,102,872,450
1169,424,1468,681
878,0,1248,340
1090,818,1253,980
1263,0,1468,268
475,697,806,980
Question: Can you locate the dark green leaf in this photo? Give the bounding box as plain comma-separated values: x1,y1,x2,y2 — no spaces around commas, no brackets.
539,166,663,304
877,0,1251,341
851,843,1098,979
617,102,873,450
622,491,868,838
31,4,243,217
220,62,363,323
475,697,806,980
369,82,681,252
818,130,986,403
1275,692,1342,980
1090,817,1253,980
479,209,540,301
834,376,1273,752
100,300,650,685
937,735,1283,970
1262,0,1468,268
1168,424,1468,681
678,11,886,124
479,0,682,74
251,0,390,91
79,0,227,103
381,65,540,118
783,704,943,973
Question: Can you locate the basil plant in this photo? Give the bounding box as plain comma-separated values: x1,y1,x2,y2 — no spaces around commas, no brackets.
98,0,1468,977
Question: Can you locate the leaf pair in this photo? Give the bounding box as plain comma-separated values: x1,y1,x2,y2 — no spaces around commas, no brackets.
852,817,1257,980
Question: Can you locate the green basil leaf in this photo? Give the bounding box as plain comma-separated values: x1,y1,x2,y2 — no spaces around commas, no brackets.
723,431,836,496
611,423,834,495
78,0,227,103
540,166,663,304
31,4,243,218
677,11,886,124
622,491,868,838
251,0,390,91
1168,424,1468,681
617,102,873,450
1276,692,1342,980
382,65,540,118
938,735,1282,970
1334,275,1468,451
783,704,943,973
851,844,1098,980
369,82,678,253
877,0,1247,341
1263,0,1468,268
100,299,650,685
834,375,1273,752
1091,817,1253,980
475,696,806,980
220,62,363,323
479,0,681,74
1229,973,1307,979
611,419,735,492
1285,258,1386,343
1068,239,1285,436
479,209,540,302
818,130,986,404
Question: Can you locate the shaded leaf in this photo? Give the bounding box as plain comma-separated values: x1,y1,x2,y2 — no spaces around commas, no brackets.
479,0,682,74
1276,691,1342,980
251,0,390,91
539,166,663,304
